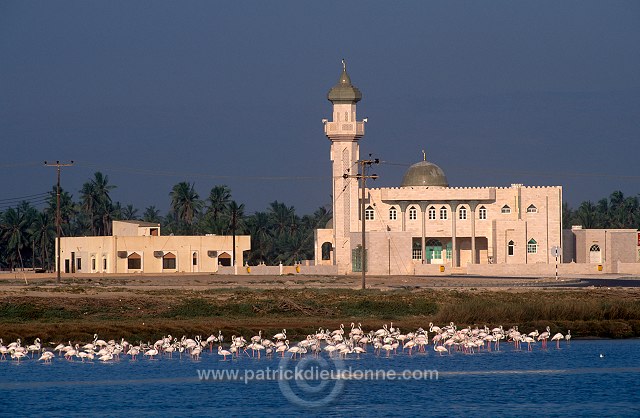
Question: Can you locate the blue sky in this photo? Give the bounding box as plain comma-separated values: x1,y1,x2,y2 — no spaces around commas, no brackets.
1,1,639,215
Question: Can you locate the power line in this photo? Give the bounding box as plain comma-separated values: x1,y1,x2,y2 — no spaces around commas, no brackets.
0,192,49,203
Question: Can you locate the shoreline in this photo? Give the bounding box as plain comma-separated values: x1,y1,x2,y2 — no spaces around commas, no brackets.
1,273,639,342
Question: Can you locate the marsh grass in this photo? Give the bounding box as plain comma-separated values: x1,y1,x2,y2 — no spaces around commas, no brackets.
2,288,640,341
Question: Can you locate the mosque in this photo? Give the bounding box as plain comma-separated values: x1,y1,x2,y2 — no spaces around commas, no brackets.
313,63,563,275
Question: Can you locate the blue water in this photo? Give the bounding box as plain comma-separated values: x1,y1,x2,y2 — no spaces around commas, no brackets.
1,340,639,417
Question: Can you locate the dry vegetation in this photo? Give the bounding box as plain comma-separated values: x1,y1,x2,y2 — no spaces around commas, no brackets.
1,274,639,343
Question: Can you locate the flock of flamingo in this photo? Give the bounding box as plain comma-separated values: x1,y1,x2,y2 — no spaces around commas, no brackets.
0,323,571,364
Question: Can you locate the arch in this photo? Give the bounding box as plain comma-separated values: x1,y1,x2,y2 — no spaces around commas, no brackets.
365,205,374,220
459,206,467,220
321,242,332,260
527,204,538,213
409,206,417,220
501,205,511,214
162,252,177,270
218,252,232,267
589,244,601,263
127,252,142,270
527,238,538,254
389,206,397,221
508,240,515,256
439,206,447,220
479,206,487,220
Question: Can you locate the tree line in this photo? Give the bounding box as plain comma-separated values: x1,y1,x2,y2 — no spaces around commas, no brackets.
0,172,331,271
1,173,638,271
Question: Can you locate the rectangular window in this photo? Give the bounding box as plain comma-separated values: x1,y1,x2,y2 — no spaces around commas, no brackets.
527,243,537,254
91,258,96,270
428,208,436,220
103,259,107,270
409,208,417,220
479,208,487,220
128,258,141,269
76,258,82,271
440,208,447,220
459,208,467,220
193,256,198,266
389,209,397,221
412,249,422,260
163,258,176,269
365,208,374,220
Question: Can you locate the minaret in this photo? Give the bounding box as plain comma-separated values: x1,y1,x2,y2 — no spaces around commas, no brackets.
324,60,365,274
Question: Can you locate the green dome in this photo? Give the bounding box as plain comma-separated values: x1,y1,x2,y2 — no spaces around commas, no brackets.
401,161,448,187
327,60,362,104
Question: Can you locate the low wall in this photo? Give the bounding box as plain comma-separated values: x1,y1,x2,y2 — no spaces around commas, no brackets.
467,262,616,276
617,262,640,275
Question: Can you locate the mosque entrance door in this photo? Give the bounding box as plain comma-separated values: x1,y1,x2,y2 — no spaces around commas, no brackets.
425,239,443,264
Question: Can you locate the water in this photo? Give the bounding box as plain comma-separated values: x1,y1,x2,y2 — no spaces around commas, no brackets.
1,340,639,417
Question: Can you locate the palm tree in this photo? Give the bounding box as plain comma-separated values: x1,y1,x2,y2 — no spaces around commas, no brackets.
207,185,231,228
576,201,598,229
225,201,245,266
142,206,162,223
246,211,272,264
0,205,32,270
120,204,139,220
169,182,202,233
268,201,296,236
80,172,115,235
28,211,55,271
46,187,77,236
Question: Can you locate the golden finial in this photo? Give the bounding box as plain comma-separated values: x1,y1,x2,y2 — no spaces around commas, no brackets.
342,58,346,71
422,150,426,161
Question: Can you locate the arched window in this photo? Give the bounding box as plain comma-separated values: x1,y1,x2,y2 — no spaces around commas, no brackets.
589,244,601,263
127,252,142,270
163,252,176,269
409,206,417,220
365,206,374,220
527,204,538,213
218,252,231,266
440,206,447,220
459,207,467,220
321,242,332,260
479,206,487,220
192,252,198,266
508,240,515,256
428,206,436,220
527,239,538,254
501,205,511,214
389,207,397,221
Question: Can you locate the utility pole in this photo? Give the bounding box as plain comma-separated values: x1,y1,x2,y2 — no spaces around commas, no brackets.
44,160,74,284
343,155,379,290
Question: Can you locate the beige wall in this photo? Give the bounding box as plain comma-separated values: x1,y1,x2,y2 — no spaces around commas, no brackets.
60,234,250,274
569,228,638,265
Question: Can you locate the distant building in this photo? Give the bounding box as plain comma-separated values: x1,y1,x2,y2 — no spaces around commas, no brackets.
563,226,640,265
58,220,250,274
314,63,563,275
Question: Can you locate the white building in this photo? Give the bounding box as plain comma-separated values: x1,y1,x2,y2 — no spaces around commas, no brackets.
314,63,562,275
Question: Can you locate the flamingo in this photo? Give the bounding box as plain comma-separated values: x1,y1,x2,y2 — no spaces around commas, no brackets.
551,332,564,349
565,330,572,344
218,345,232,360
537,326,551,349
434,345,448,356
144,348,159,359
273,329,287,340
38,351,55,363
